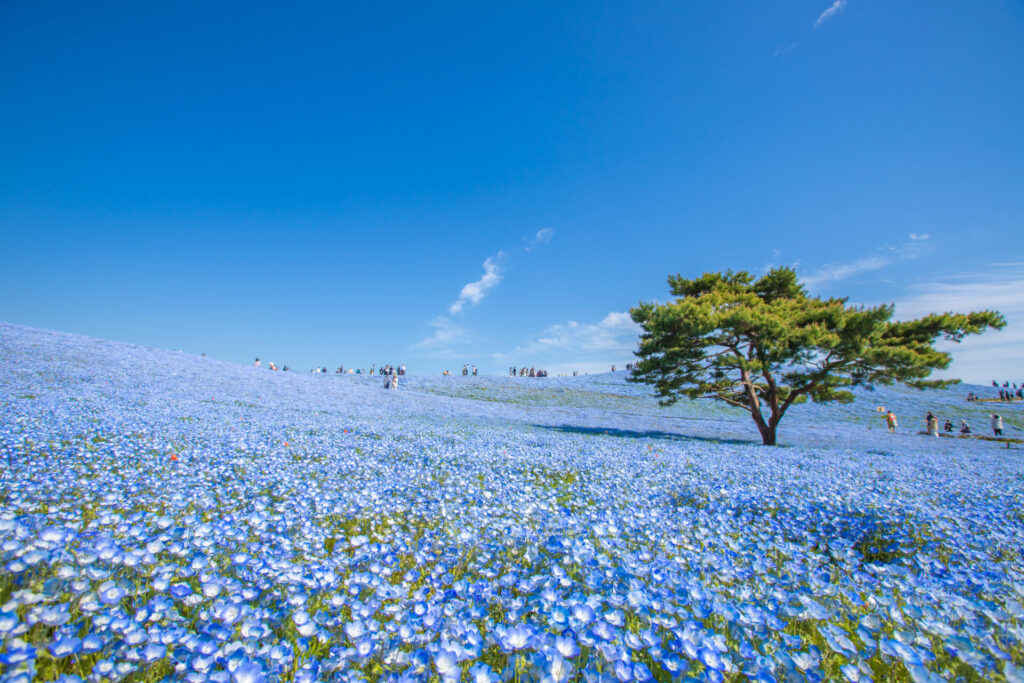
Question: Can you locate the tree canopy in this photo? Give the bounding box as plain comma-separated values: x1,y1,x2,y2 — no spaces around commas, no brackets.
629,267,1005,445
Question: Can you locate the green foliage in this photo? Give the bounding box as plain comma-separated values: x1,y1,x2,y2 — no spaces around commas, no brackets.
630,267,1005,445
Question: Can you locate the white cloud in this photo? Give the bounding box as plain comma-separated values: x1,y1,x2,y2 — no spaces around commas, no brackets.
526,227,555,251
773,43,797,58
814,0,846,29
890,265,1024,384
514,311,641,357
412,316,467,351
801,235,931,289
802,255,889,287
449,253,504,314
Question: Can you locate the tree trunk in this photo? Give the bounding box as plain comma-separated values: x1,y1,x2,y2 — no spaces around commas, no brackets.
741,368,777,446
750,410,777,445
758,425,777,446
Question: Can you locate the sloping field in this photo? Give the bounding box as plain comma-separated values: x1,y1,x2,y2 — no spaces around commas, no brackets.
1,322,1022,682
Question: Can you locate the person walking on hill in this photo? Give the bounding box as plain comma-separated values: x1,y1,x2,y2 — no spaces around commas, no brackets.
960,420,972,435
926,412,939,437
992,413,1004,437
886,410,898,433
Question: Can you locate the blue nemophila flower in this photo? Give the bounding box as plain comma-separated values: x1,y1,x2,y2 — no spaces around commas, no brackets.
791,650,820,672
355,636,375,658
80,633,104,653
0,645,36,666
554,634,579,658
0,611,19,634
572,603,596,625
497,623,536,651
631,661,653,682
542,653,575,683
468,662,501,683
38,606,71,626
433,649,459,680
344,620,366,640
141,642,166,662
169,582,193,599
48,636,82,658
97,584,125,605
232,658,267,683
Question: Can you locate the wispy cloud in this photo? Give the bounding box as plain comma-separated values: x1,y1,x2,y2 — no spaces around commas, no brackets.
814,0,847,29
801,234,930,288
890,263,1024,384
803,256,889,287
415,231,555,354
526,227,555,251
773,43,797,58
411,316,467,351
514,311,641,357
449,253,504,315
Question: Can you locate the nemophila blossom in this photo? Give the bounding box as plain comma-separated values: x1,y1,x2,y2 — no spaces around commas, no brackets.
0,611,19,634
48,635,82,658
468,662,501,683
1,322,1023,681
37,605,71,626
0,645,35,666
553,633,579,658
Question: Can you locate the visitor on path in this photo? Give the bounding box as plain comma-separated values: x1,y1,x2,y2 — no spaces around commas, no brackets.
992,413,1004,437
960,420,972,435
254,358,261,368
886,410,898,433
926,412,939,437
391,372,399,390
472,366,478,376
944,419,954,433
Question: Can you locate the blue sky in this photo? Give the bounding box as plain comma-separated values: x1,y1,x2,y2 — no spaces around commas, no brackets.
1,2,1022,380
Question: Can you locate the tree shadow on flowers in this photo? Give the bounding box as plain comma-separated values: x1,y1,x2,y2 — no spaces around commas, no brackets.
529,423,762,447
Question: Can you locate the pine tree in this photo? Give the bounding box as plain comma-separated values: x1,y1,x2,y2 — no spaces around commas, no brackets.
629,267,1005,445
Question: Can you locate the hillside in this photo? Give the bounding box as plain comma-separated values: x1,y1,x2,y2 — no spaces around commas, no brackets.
1,322,1023,682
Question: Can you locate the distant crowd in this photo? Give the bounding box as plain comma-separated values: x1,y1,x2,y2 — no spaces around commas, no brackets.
252,358,407,379
987,380,1023,401
253,359,291,372
509,366,548,377
250,358,643,380
881,406,1007,439
923,410,1004,438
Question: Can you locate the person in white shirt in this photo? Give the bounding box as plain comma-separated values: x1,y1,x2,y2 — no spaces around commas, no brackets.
992,413,1004,437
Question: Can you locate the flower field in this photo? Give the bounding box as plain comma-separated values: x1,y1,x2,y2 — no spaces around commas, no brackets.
1,322,1023,683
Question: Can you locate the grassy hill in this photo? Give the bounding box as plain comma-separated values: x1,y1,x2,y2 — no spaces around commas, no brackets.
1,322,1022,682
